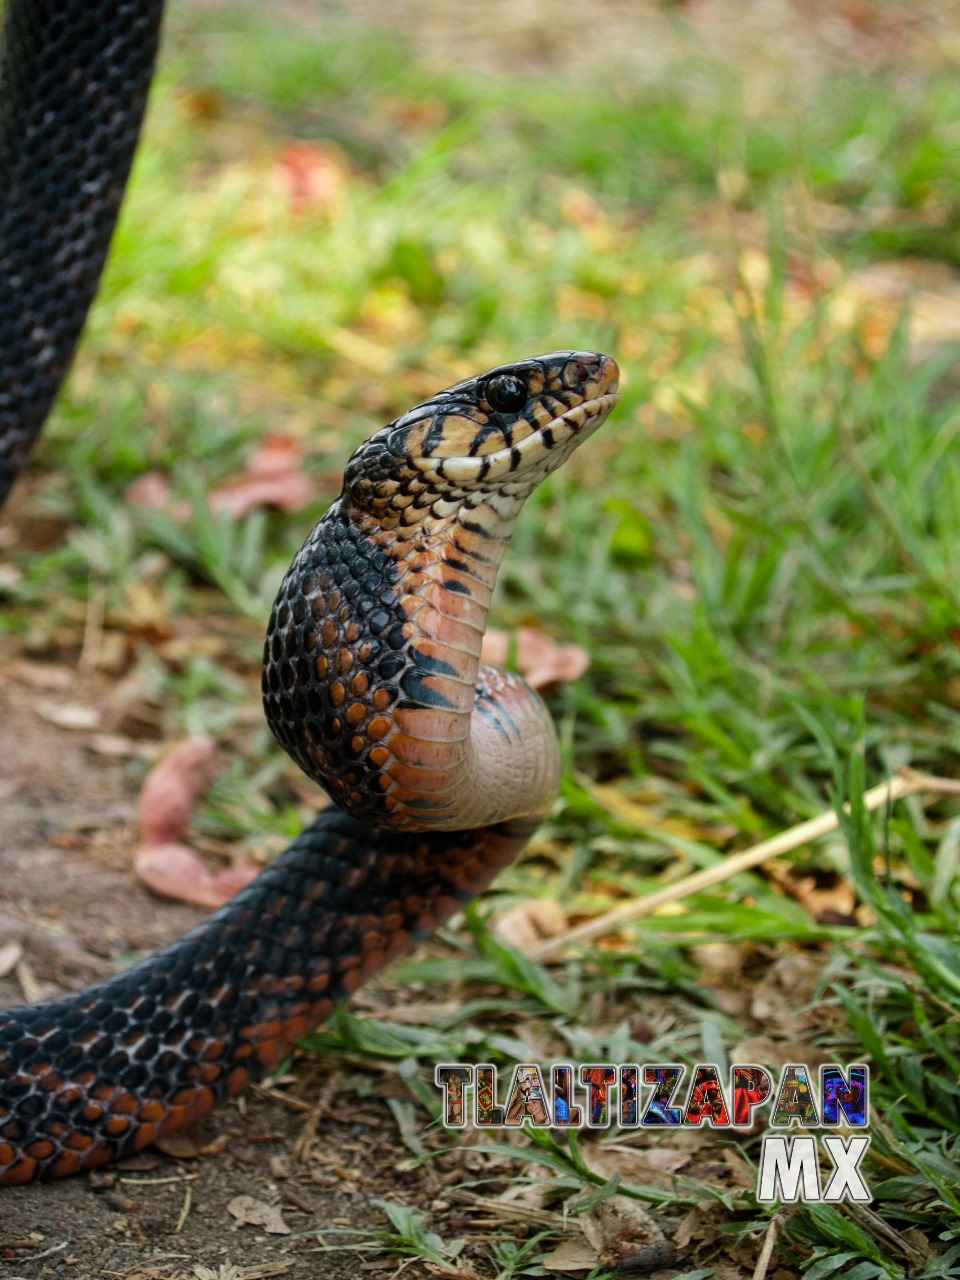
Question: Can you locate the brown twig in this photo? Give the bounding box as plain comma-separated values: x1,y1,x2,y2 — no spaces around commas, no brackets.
527,767,960,962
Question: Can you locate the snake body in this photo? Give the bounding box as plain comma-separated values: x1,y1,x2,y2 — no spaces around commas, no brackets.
0,3,619,1185
0,0,165,506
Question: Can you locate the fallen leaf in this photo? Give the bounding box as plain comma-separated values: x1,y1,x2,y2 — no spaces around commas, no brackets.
209,471,316,519
481,626,589,690
125,470,191,520
213,435,319,515
689,941,745,979
494,898,567,952
134,844,259,911
135,739,258,909
764,862,858,924
35,700,102,730
8,661,74,691
382,96,449,134
0,941,23,979
275,141,349,219
226,1194,291,1235
88,733,140,758
137,739,219,846
128,436,319,522
541,1237,597,1273
114,1153,162,1173
192,1264,295,1280
118,579,175,636
580,1195,664,1263
154,1127,205,1160
831,259,960,355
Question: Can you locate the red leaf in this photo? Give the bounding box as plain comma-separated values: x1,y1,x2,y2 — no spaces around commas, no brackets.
137,738,218,846
135,738,257,909
134,844,258,911
481,626,590,690
275,141,348,218
209,435,318,518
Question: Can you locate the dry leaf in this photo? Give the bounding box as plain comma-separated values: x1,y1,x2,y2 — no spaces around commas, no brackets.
208,471,316,518
134,844,259,911
135,739,258,909
154,1127,205,1160
275,141,349,219
209,435,318,518
494,898,567,952
127,437,318,523
191,1265,294,1280
831,259,960,355
580,1196,663,1257
88,733,140,758
764,862,858,924
0,941,23,979
689,941,745,979
541,1237,597,1273
9,660,74,690
600,1146,691,1176
137,738,219,846
35,700,102,731
382,96,449,134
481,626,589,690
126,470,191,520
226,1194,291,1236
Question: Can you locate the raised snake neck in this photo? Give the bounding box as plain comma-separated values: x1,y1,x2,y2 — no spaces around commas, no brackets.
0,5,619,1185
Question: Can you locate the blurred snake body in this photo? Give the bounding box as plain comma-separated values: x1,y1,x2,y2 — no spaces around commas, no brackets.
0,4,618,1183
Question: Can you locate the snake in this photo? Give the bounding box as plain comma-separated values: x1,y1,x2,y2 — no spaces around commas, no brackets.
0,3,619,1184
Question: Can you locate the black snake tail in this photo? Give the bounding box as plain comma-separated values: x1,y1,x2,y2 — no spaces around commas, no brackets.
0,0,165,505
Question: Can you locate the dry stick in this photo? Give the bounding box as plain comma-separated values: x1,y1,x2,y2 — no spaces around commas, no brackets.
528,768,960,963
174,1182,192,1233
751,1211,781,1280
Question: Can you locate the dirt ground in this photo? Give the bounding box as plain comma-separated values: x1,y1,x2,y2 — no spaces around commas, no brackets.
0,660,453,1280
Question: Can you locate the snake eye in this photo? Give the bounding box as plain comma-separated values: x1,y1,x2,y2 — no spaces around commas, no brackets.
484,374,528,414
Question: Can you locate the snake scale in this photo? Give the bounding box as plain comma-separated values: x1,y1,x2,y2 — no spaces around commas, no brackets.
0,2,619,1183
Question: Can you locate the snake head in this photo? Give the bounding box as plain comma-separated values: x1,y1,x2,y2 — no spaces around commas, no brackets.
344,351,619,519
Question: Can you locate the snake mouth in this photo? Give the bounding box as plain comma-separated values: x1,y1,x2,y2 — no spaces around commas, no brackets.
434,389,619,490
424,372,620,492
349,352,620,503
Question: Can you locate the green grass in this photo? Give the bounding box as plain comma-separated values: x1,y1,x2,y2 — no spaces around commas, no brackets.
4,3,960,1275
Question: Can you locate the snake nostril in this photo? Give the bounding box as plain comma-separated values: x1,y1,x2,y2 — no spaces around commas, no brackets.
564,355,598,391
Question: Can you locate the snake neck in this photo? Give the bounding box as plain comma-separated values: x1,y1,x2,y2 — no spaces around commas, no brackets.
263,488,561,832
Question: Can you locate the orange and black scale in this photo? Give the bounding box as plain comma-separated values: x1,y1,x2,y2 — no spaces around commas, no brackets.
0,350,613,1184
0,809,536,1183
262,496,428,827
261,354,601,832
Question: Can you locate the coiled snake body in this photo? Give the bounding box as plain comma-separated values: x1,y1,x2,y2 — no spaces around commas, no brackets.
0,3,619,1184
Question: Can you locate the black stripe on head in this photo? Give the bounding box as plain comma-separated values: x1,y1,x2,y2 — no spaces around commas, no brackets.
460,517,493,539
422,414,448,456
468,421,508,456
